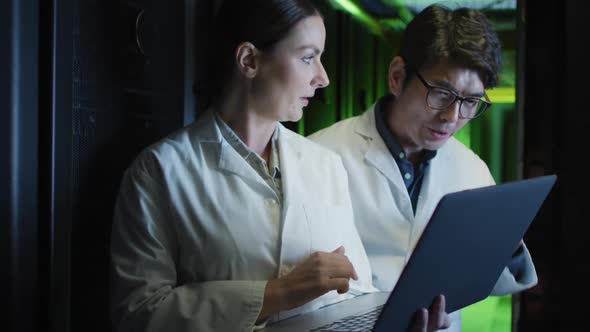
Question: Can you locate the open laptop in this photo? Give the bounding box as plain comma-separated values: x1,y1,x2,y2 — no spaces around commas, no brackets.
262,175,557,332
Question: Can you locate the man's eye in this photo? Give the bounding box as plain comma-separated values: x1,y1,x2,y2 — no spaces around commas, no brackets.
464,99,479,107
432,88,452,99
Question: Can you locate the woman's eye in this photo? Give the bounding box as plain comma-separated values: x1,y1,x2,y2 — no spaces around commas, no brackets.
302,56,314,64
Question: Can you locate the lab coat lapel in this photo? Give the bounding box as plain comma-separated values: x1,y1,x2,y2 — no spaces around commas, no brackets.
196,110,274,191
411,150,450,248
276,125,311,265
356,108,406,188
355,107,414,221
217,142,265,184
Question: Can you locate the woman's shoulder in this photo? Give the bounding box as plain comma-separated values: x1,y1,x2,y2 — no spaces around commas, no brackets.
127,124,200,176
150,125,195,156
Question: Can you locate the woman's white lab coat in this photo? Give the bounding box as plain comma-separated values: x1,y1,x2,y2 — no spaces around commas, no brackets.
110,110,375,332
309,105,538,332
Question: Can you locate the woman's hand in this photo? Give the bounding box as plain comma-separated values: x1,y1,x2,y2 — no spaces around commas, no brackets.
257,246,357,321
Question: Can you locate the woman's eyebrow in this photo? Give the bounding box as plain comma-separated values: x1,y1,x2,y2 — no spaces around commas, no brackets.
296,45,322,54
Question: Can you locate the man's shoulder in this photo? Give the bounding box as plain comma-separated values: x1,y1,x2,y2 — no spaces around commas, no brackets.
280,127,351,183
281,125,344,163
438,137,493,181
307,112,370,150
310,115,361,137
442,137,486,164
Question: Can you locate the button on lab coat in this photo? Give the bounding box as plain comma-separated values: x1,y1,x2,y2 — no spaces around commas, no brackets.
310,105,538,332
110,110,375,332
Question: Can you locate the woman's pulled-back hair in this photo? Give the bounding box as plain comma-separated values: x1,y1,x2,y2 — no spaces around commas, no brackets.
400,4,502,89
196,0,321,104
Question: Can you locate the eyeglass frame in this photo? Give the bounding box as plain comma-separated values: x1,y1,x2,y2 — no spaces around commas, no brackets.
413,70,492,119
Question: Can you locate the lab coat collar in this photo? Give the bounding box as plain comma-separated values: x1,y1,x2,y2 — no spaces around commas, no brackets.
353,105,414,220
354,106,408,189
193,109,306,202
192,109,276,191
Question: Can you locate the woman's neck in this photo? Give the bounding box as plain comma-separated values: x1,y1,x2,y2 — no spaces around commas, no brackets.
215,92,277,161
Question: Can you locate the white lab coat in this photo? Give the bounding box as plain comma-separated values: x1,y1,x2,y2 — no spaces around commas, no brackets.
110,110,375,332
309,105,538,331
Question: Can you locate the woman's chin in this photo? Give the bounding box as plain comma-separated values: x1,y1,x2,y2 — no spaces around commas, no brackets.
284,109,303,123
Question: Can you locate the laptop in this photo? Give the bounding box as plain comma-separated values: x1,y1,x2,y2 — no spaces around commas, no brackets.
262,175,557,332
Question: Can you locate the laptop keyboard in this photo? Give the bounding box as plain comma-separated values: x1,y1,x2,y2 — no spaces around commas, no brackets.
308,305,383,332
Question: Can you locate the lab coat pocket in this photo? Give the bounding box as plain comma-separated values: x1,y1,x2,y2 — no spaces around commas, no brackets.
303,202,346,253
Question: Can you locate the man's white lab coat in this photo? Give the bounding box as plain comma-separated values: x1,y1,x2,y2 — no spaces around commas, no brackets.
310,105,537,331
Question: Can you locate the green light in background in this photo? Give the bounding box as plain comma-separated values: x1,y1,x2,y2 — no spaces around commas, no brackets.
329,0,414,33
330,0,363,16
378,18,408,31
329,0,383,35
486,87,515,104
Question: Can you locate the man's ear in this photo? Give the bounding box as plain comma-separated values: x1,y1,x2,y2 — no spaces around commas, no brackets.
235,42,259,78
388,56,407,96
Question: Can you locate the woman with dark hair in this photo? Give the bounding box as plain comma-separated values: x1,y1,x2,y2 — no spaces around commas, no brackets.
109,1,377,331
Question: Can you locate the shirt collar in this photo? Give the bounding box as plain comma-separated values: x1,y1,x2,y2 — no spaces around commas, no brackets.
214,112,281,176
268,129,281,178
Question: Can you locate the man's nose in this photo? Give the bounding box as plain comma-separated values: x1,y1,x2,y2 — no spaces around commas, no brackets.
439,100,461,123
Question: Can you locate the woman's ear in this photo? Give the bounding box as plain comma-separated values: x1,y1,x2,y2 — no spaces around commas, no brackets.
388,56,407,96
235,42,259,78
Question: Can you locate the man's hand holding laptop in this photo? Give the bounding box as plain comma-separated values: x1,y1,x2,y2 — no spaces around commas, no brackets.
258,245,451,331
411,295,452,332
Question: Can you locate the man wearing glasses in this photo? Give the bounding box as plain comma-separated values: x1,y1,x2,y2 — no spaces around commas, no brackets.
309,4,537,331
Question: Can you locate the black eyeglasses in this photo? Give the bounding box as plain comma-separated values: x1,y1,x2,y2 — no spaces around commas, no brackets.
414,71,492,119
